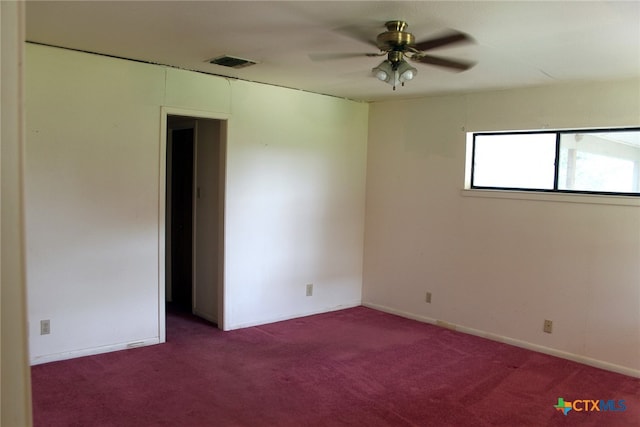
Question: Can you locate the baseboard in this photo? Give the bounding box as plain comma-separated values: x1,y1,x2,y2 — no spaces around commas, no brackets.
362,302,640,379
30,337,160,366
226,301,362,331
30,303,363,364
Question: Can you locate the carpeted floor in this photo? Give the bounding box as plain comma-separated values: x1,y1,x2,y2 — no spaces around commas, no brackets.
31,306,639,426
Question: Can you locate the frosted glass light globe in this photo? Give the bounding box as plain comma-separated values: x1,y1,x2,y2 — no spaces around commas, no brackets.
375,70,389,81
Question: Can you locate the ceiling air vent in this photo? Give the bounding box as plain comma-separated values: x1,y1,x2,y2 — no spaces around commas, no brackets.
208,55,256,69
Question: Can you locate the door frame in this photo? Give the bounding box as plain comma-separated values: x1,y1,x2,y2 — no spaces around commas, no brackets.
159,106,229,342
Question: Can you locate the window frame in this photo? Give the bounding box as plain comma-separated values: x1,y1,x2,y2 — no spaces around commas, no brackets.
469,127,640,197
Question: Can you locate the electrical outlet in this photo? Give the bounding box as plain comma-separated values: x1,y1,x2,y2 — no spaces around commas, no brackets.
306,283,313,297
425,292,432,304
40,319,50,335
543,319,553,334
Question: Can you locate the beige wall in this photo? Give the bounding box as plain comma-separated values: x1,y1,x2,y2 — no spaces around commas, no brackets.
363,78,640,376
1,1,32,425
25,43,368,363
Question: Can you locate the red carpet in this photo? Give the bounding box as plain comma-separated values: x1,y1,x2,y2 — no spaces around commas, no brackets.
31,306,639,426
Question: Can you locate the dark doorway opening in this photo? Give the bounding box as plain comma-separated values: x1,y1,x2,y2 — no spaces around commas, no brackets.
169,127,195,312
164,114,225,332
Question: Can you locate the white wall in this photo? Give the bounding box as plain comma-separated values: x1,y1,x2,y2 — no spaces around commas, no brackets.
26,45,167,362
363,78,640,376
25,44,368,363
224,81,368,328
1,1,33,425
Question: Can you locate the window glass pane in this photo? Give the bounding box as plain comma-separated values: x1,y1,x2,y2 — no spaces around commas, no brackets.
558,131,640,193
473,133,556,189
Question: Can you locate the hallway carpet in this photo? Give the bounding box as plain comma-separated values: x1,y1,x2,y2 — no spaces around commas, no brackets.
31,306,639,426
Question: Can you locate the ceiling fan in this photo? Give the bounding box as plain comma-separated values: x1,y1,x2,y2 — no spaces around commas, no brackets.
312,20,475,90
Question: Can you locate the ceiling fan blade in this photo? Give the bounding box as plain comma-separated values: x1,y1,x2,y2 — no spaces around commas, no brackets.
309,52,377,62
332,23,380,48
413,31,473,51
412,54,475,71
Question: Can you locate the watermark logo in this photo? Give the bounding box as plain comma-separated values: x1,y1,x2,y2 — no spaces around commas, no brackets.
554,398,572,415
554,398,627,416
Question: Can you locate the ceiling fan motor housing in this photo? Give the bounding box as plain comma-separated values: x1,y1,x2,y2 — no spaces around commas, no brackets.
376,20,415,52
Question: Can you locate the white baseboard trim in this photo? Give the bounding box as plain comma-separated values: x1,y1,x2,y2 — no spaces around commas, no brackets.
30,337,160,366
226,301,362,331
30,302,363,364
363,302,640,379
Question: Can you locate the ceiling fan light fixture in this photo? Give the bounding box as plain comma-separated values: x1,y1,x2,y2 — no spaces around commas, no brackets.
372,60,394,82
397,60,417,83
372,59,417,89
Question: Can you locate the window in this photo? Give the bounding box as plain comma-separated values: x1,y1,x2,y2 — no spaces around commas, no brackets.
470,128,640,196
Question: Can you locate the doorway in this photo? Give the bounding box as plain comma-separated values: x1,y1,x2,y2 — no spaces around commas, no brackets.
169,126,195,311
164,113,226,333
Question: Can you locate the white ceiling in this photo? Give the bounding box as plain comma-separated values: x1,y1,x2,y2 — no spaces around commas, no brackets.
26,1,640,102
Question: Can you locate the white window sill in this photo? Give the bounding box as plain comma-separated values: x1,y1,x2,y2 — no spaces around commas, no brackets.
460,189,640,207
